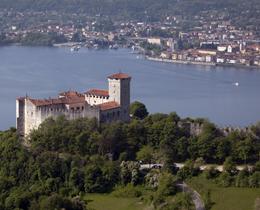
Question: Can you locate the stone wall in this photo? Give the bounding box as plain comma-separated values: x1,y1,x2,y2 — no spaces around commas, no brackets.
85,95,109,106
17,99,101,138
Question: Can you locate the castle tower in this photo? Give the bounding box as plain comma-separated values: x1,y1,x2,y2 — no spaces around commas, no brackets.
108,73,131,120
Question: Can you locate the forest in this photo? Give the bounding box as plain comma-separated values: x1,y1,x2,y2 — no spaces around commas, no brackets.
0,0,259,25
1,102,260,209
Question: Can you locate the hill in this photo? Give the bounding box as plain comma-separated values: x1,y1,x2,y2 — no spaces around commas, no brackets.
0,0,259,25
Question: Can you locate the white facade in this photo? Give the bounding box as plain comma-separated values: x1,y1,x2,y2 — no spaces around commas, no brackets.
16,73,131,138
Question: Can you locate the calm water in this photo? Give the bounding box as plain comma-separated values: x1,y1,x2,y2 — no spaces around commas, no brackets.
0,46,260,130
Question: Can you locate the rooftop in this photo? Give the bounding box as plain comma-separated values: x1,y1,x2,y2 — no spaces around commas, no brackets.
85,89,109,97
99,101,120,111
28,91,85,107
108,73,131,80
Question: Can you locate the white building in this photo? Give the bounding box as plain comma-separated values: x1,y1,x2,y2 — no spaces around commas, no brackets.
16,73,131,138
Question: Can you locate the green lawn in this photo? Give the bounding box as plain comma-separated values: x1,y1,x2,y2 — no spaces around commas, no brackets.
85,194,151,210
188,176,260,210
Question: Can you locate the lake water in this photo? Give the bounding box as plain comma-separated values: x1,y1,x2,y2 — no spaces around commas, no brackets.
0,46,260,130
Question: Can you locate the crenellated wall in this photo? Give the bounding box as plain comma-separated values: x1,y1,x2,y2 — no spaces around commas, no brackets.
17,99,101,138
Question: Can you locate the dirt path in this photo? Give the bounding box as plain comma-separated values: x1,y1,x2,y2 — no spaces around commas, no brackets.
177,182,205,210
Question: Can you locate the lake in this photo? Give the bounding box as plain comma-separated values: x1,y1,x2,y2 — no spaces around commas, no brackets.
0,46,260,130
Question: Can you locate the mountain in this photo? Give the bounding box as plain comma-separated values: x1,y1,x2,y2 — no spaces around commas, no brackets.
0,0,259,27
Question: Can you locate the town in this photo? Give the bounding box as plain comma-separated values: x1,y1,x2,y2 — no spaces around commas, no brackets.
0,8,259,68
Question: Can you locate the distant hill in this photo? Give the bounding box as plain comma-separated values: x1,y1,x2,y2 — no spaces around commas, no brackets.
0,0,259,26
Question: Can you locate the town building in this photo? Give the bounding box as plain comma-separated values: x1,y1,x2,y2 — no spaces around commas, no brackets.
16,73,131,137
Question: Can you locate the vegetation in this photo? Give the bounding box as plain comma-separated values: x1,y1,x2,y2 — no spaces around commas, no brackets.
188,175,260,210
0,0,259,27
130,101,149,120
20,32,68,46
1,107,260,209
86,194,146,210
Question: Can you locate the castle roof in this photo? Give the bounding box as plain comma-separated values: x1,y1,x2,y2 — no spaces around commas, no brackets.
59,90,84,97
108,73,131,79
99,101,120,111
85,89,109,97
28,92,85,107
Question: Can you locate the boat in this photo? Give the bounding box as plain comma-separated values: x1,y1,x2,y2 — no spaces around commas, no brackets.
70,46,80,52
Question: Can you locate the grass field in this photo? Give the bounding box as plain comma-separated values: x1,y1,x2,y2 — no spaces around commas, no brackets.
85,194,151,210
188,176,260,210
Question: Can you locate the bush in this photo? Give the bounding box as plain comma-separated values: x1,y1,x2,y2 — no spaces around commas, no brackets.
249,172,260,188
177,160,200,180
204,166,219,179
157,173,178,196
235,170,249,187
217,172,233,187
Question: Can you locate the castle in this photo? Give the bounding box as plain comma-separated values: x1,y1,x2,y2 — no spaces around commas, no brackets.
16,73,131,137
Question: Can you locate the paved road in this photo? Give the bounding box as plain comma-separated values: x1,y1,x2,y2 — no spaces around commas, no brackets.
177,182,205,210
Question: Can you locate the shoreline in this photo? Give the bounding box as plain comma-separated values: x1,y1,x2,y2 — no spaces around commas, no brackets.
145,56,260,69
2,44,260,69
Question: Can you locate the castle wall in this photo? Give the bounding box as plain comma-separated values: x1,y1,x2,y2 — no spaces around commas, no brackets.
18,99,101,137
85,95,109,106
100,107,122,123
108,78,121,104
108,77,131,122
17,73,131,137
24,99,39,136
16,99,25,136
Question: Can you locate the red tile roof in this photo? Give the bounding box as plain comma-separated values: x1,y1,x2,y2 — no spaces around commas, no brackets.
99,101,120,111
28,92,85,107
59,90,84,97
108,73,131,79
85,89,109,97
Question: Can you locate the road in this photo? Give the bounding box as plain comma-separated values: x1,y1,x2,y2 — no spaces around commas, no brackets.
177,182,205,210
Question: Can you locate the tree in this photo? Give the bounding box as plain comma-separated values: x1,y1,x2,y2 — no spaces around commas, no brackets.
166,193,195,210
84,165,105,193
136,145,154,164
130,101,149,120
249,172,260,188
39,194,86,210
157,173,178,196
69,167,85,191
218,172,233,187
235,169,249,187
223,157,237,175
204,166,219,179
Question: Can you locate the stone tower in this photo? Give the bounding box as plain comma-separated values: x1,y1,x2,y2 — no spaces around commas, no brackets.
108,73,131,121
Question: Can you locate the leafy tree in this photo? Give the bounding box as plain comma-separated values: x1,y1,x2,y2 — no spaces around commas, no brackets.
130,101,149,120
204,189,214,210
218,172,233,187
249,172,260,188
177,160,200,180
39,194,86,210
136,145,154,164
204,166,219,179
157,173,178,196
223,157,237,175
163,193,195,210
235,169,249,187
69,167,85,191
